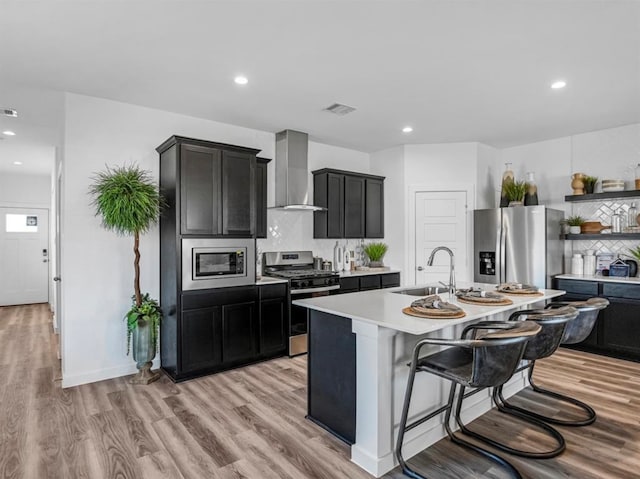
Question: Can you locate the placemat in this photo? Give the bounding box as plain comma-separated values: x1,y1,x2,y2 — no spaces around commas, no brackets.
457,296,514,305
496,290,544,296
402,307,466,320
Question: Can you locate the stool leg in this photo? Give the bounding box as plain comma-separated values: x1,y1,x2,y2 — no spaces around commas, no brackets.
452,382,565,459
503,362,596,427
443,384,522,479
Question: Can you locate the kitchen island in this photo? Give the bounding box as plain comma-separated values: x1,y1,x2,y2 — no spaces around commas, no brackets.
293,282,565,477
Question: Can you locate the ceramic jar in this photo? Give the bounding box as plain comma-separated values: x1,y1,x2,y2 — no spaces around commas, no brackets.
571,173,585,195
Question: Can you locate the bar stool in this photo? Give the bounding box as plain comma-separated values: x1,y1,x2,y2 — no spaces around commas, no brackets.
456,306,578,459
395,320,542,479
500,297,609,427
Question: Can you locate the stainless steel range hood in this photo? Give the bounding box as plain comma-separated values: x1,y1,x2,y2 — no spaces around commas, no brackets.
271,129,325,211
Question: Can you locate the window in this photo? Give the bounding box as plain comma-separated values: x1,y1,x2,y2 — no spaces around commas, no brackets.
6,214,38,233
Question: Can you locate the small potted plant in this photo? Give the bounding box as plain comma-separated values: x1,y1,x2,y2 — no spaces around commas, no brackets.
364,242,388,268
567,215,585,234
582,176,598,194
90,165,165,385
503,180,527,206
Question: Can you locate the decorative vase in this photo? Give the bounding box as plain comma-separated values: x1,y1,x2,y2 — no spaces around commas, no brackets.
369,260,384,268
130,318,160,385
584,183,595,194
524,172,539,206
499,163,515,207
569,226,581,234
571,173,585,195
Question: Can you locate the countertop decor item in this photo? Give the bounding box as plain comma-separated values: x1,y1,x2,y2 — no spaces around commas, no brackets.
89,164,165,385
582,175,598,194
363,241,388,268
455,288,513,305
402,294,465,319
503,180,527,206
496,282,542,295
601,179,625,193
571,173,585,195
524,171,538,206
609,258,630,277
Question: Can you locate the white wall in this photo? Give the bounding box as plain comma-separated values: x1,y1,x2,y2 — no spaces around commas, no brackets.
61,93,276,387
0,172,51,206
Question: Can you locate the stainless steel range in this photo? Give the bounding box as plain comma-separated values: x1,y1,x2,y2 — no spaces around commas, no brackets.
262,251,340,355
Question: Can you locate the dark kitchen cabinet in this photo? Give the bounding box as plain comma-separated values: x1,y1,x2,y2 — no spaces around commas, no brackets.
553,278,639,361
157,135,261,238
344,175,366,238
167,283,289,381
333,272,400,295
313,168,385,239
255,157,271,238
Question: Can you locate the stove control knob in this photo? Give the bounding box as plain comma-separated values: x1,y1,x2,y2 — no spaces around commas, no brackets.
299,281,308,288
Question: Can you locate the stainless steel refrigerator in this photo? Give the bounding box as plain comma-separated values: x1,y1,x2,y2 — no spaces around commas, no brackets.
474,205,564,289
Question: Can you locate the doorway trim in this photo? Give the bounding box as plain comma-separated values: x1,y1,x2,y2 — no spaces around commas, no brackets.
406,183,475,286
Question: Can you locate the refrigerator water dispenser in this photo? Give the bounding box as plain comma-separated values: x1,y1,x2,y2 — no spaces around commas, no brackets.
479,251,496,276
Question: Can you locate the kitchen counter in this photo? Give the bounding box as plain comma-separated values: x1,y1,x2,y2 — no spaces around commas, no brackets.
295,282,565,477
556,273,640,285
338,268,401,277
294,281,563,335
255,276,289,286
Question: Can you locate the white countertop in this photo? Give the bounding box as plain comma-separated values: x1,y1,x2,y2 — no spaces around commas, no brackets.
293,281,564,336
338,269,401,277
556,274,640,285
255,276,289,286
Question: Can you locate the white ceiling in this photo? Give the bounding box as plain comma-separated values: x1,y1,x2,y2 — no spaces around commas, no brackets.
1,0,639,175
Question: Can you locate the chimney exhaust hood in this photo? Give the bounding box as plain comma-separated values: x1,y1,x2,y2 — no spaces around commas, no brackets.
271,129,325,211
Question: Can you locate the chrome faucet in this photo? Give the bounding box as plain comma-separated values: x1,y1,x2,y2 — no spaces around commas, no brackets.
427,246,456,296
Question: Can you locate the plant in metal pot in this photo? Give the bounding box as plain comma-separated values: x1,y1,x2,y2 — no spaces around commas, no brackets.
89,165,165,385
582,176,598,194
503,180,527,205
364,242,388,267
627,246,640,263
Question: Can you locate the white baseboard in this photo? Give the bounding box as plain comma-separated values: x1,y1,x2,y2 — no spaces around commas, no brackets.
62,358,161,388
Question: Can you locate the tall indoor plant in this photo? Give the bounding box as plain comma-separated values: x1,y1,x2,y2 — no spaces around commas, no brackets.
90,165,165,384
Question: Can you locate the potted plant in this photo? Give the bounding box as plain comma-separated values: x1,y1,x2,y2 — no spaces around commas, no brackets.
567,215,585,234
582,176,598,194
364,242,388,268
89,165,165,385
503,180,527,206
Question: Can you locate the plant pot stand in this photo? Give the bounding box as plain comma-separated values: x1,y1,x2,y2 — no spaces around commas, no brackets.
129,361,160,385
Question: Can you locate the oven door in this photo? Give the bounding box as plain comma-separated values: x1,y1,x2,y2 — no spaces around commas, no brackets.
289,289,333,356
181,238,256,290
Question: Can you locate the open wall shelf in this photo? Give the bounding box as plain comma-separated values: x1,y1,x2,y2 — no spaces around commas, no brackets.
565,191,640,202
563,233,640,240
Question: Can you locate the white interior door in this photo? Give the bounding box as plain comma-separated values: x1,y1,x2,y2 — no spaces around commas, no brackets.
415,191,467,284
0,207,49,306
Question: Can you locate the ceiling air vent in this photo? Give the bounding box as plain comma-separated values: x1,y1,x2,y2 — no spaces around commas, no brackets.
2,108,18,118
323,103,356,116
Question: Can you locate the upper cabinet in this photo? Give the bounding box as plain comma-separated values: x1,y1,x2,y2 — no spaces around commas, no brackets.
255,157,271,239
313,168,385,239
157,136,262,237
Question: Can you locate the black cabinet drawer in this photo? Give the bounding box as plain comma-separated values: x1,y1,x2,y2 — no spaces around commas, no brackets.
259,283,288,300
602,283,640,300
601,298,640,355
381,272,401,288
555,279,598,296
339,277,360,293
359,275,381,291
182,286,258,310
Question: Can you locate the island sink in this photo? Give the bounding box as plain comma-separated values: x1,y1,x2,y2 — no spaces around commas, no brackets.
391,285,448,296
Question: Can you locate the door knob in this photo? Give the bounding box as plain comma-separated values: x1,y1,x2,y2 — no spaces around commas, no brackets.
53,276,61,282
417,266,424,271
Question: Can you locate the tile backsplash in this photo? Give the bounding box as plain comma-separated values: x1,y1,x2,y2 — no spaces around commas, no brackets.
256,209,372,274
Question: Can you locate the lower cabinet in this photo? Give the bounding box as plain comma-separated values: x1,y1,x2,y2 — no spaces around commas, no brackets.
334,272,401,294
553,278,640,361
169,283,288,381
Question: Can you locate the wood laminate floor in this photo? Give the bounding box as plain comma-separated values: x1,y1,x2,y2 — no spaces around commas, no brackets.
1,303,639,479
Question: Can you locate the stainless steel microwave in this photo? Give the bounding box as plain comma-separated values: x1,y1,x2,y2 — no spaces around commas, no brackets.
181,238,256,290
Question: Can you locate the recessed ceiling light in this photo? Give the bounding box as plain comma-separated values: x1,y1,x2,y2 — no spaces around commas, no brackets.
13,161,22,165
2,130,16,136
234,75,248,85
2,108,18,117
551,80,567,89
402,126,413,133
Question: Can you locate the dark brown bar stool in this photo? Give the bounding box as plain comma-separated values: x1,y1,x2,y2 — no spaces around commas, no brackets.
456,306,578,459
500,297,609,426
395,320,542,479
